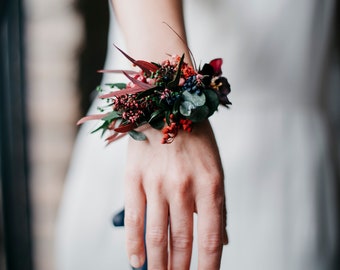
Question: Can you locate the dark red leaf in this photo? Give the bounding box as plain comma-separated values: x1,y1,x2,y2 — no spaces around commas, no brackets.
114,122,136,133
105,133,127,144
114,44,155,75
99,85,147,99
77,113,109,125
122,71,152,89
134,60,158,72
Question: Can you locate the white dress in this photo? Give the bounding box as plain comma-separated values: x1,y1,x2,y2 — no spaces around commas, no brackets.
55,0,339,269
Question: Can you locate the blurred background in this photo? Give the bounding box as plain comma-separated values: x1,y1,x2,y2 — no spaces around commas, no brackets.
0,0,339,270
1,0,108,269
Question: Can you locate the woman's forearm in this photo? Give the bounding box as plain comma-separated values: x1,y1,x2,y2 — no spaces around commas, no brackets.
111,0,191,64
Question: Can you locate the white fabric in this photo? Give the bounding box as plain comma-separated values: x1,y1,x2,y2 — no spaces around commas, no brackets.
55,0,338,269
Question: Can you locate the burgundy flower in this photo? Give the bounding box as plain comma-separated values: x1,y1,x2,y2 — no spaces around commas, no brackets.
215,77,232,107
209,58,223,76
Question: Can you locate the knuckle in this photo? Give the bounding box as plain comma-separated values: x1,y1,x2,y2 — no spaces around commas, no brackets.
210,175,224,191
126,236,143,252
174,179,191,197
202,168,223,183
201,233,223,254
171,234,193,251
146,226,167,247
124,210,144,228
147,178,163,193
202,180,224,200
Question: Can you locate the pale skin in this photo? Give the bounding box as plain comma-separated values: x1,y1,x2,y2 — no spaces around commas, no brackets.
111,0,228,269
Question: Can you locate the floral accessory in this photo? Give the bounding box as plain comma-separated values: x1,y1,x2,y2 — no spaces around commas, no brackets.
77,46,231,144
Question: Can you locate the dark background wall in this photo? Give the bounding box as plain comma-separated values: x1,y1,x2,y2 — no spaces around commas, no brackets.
0,0,32,270
0,0,109,269
76,0,109,115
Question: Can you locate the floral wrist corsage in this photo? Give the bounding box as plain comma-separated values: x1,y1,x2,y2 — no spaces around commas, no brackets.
78,46,231,144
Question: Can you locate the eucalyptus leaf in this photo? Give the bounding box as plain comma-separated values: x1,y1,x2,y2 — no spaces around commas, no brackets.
182,90,206,106
203,89,219,116
179,101,195,116
188,105,210,122
128,130,147,141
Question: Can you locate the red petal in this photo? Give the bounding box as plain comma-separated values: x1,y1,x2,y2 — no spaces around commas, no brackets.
209,58,223,76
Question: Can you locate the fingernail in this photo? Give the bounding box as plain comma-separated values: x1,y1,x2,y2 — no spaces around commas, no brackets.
223,230,229,245
222,228,229,245
130,254,141,268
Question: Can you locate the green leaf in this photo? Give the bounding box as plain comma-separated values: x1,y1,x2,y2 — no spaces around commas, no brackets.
203,89,219,116
151,62,161,68
188,105,210,122
149,118,165,130
182,90,206,106
149,109,165,129
136,86,159,99
172,97,181,116
96,85,103,92
97,106,105,112
149,109,164,122
101,111,121,122
179,101,195,116
128,130,147,141
158,102,170,110
105,83,127,89
91,121,109,135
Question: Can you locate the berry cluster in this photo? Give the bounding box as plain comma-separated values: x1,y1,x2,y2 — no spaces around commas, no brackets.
182,75,202,95
112,94,149,124
161,114,193,144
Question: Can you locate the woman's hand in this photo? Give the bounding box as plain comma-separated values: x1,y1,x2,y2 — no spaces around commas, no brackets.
124,120,227,269
110,1,227,268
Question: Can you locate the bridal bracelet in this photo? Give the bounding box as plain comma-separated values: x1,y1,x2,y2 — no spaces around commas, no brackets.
78,46,231,144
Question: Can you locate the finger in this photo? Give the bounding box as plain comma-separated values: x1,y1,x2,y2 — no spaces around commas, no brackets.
124,178,146,268
145,185,169,270
168,182,194,270
196,183,224,270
